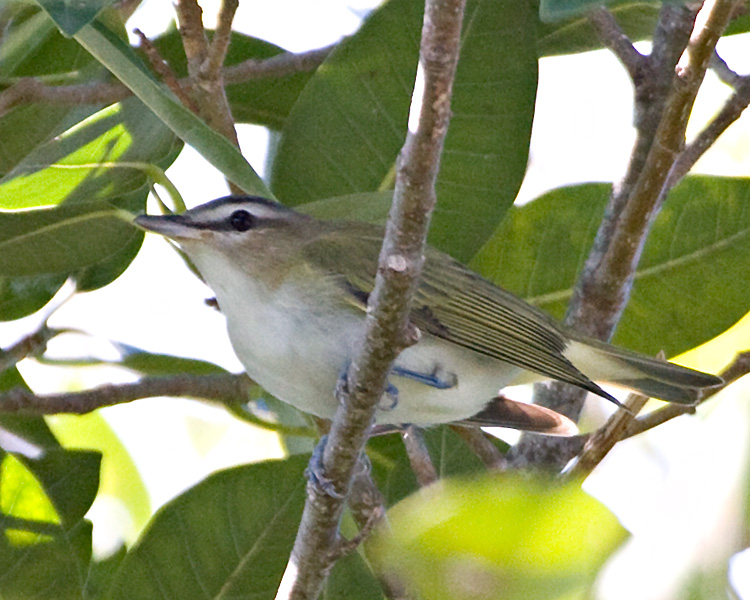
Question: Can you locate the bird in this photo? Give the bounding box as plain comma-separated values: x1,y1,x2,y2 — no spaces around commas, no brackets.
134,195,722,434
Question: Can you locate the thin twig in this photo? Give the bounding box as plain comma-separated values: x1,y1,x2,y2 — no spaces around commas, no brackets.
710,50,743,86
450,425,507,470
588,8,645,80
0,373,253,414
278,1,467,598
401,426,438,486
668,72,750,185
203,0,239,79
0,45,332,119
134,28,199,113
0,324,61,374
563,392,649,482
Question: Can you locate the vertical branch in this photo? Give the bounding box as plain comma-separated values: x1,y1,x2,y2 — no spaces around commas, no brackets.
278,1,467,598
510,0,741,469
174,0,243,193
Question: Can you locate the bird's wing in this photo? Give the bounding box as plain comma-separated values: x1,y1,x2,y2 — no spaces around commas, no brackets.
301,224,608,397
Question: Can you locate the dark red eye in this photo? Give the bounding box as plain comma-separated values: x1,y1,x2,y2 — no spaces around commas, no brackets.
229,210,255,232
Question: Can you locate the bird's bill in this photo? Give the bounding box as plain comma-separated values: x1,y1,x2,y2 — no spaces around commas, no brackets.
134,213,204,241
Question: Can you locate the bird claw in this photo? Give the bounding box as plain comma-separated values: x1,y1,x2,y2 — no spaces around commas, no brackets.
305,435,344,499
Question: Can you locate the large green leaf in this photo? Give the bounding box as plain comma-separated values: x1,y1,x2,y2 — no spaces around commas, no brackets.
371,473,626,600
0,99,180,209
153,29,317,130
271,0,537,262
270,0,422,203
369,427,507,507
471,176,750,357
108,456,309,600
0,201,138,276
73,18,271,197
37,0,117,37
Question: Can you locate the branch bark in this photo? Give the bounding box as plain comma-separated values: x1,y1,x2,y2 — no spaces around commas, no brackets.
508,0,741,470
278,1,467,598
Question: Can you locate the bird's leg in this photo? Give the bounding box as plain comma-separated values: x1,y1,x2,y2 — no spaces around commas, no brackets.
391,364,458,390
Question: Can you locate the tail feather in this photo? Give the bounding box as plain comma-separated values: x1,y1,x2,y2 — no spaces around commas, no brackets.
564,337,723,405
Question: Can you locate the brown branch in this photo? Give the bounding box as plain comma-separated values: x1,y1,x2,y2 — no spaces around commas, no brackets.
134,28,199,113
710,50,743,86
668,72,750,185
563,392,649,482
0,324,61,374
203,0,238,80
279,1,467,598
223,44,335,83
0,45,331,119
0,373,253,414
450,425,508,470
401,426,438,486
588,8,645,81
174,0,210,80
510,2,738,470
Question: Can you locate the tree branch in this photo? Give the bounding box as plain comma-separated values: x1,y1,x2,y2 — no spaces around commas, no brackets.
401,426,438,486
278,1,467,598
0,43,332,119
510,1,739,469
0,373,253,414
588,8,645,81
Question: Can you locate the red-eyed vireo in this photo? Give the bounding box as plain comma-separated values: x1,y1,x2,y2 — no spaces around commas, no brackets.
134,196,722,434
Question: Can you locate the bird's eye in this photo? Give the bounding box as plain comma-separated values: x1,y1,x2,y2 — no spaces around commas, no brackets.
229,210,255,232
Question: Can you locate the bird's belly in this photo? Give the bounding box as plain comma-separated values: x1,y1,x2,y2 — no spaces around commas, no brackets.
382,336,523,425
218,285,523,425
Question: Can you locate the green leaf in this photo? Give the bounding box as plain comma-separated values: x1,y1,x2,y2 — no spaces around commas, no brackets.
0,201,138,276
371,474,626,600
0,272,67,321
0,99,181,209
324,550,385,600
368,427,504,506
269,0,422,204
37,0,117,37
471,176,750,357
73,18,271,196
49,412,151,541
112,343,230,377
153,29,317,130
109,456,309,600
0,518,93,600
271,0,537,261
301,191,394,223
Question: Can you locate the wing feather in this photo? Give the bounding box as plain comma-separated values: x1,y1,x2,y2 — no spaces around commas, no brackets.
300,222,606,396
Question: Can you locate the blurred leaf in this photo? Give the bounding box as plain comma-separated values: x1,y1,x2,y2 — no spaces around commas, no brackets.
371,473,626,600
111,342,229,376
271,0,537,262
109,455,308,600
324,550,385,600
37,0,117,37
0,518,93,599
13,448,101,526
0,272,67,321
73,18,271,196
49,412,151,540
0,99,181,209
471,176,750,357
0,367,61,449
0,201,139,276
368,427,501,506
301,191,393,223
153,29,317,130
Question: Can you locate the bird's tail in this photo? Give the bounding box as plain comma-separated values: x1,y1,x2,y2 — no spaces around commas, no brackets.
564,336,723,404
